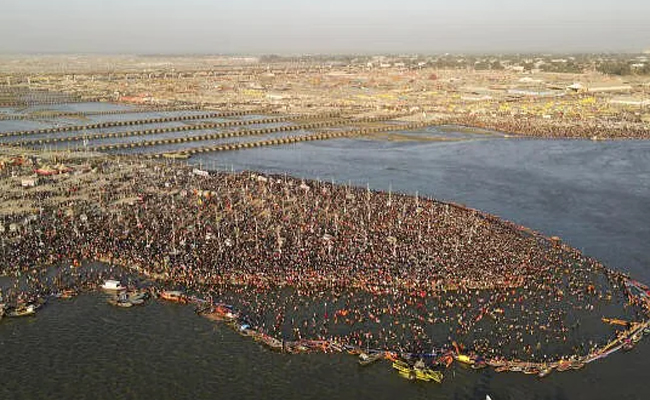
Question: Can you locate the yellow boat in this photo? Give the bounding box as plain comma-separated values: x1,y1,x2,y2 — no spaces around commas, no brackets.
415,368,444,383
392,360,411,373
393,361,443,383
398,369,415,380
456,354,474,365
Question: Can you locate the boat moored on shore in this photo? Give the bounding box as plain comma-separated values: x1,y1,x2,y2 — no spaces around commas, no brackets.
160,290,187,304
101,280,126,291
6,304,37,318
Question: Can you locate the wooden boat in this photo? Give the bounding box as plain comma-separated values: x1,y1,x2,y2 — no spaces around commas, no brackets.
126,291,148,305
455,354,475,365
523,366,540,375
329,342,344,353
107,297,133,308
622,339,635,351
393,360,442,383
239,328,257,337
398,369,415,380
415,368,443,383
201,304,237,321
392,360,412,373
602,317,630,327
487,358,507,368
347,347,363,355
261,336,283,351
101,280,126,291
358,352,383,366
570,361,585,370
284,341,310,354
6,304,37,317
56,289,77,299
471,360,487,370
537,366,553,378
160,290,186,303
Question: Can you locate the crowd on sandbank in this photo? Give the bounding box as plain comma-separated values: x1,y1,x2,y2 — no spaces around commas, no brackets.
0,157,647,375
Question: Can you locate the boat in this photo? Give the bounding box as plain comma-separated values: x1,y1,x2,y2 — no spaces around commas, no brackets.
523,366,540,375
537,366,553,378
160,290,186,303
107,297,133,308
384,351,399,361
570,361,585,370
487,358,507,368
398,369,416,380
393,360,442,383
358,352,383,366
601,317,630,326
471,360,487,370
347,347,363,355
329,342,344,353
284,341,310,354
6,304,37,317
101,280,126,291
392,360,412,373
260,335,283,351
622,340,634,351
126,290,148,305
201,304,237,321
415,367,444,383
455,354,475,365
509,365,523,372
55,289,77,299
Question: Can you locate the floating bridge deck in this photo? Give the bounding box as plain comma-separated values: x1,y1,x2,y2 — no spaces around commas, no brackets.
0,102,430,158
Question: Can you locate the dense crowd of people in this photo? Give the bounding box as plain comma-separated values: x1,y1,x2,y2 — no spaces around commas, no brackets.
446,113,650,139
0,154,646,365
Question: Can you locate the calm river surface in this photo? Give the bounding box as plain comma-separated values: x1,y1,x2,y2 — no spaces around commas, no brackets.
2,129,650,399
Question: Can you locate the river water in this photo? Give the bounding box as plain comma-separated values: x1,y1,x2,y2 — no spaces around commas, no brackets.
1,108,650,399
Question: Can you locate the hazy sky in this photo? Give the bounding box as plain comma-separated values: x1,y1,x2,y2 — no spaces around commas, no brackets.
1,0,649,54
